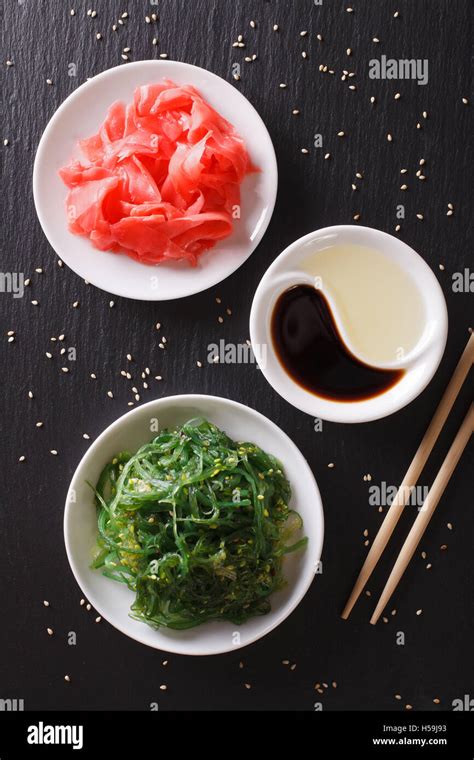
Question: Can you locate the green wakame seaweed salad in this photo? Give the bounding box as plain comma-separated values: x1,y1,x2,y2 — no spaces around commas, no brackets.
92,418,307,630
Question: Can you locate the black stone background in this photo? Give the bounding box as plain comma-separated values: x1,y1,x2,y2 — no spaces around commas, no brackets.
1,0,472,711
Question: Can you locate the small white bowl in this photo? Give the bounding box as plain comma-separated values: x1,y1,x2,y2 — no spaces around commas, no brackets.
250,226,448,424
64,395,324,655
33,60,277,301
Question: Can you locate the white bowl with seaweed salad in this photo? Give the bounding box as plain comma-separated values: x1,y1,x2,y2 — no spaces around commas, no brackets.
64,395,324,655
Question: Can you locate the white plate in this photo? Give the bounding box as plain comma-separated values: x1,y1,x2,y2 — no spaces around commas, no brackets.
250,226,448,423
64,395,324,656
33,61,277,301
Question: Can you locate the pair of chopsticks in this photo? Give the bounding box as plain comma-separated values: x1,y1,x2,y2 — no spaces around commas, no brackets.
342,333,474,625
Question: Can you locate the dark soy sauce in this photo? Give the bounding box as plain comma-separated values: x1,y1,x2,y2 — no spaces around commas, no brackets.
271,285,405,402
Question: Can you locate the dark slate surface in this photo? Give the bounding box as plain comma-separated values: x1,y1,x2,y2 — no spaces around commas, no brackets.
1,0,472,711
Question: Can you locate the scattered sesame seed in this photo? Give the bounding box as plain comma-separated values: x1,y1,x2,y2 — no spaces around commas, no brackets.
346,48,352,56
244,683,251,690
279,83,287,89
332,681,337,688
327,462,335,468
416,213,424,220
96,33,102,40
160,684,167,691
72,301,79,308
64,675,71,683
395,694,402,700
426,563,432,569
47,628,54,636
405,704,413,710
387,133,393,142
400,184,408,190
70,9,75,16
43,600,50,607
107,391,114,398
421,551,427,559
446,209,454,216
395,224,401,232
95,616,101,623
416,609,422,616
3,138,9,146
447,522,453,530
337,131,345,137
422,110,428,119
80,599,85,606
439,264,445,271
316,34,323,41
346,7,354,12
433,698,440,704
109,300,115,308
462,97,468,104
394,11,400,18
86,603,91,611
370,96,376,104
382,616,388,623
196,361,202,368
301,148,309,154
394,92,401,100
372,37,380,43
353,213,360,221
324,153,331,160
440,544,448,550
46,78,53,86
50,450,58,456
273,24,279,32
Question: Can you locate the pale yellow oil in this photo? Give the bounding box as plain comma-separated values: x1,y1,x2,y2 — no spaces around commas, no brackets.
302,244,426,365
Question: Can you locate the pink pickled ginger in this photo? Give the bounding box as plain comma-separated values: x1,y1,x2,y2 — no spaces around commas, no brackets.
59,80,257,266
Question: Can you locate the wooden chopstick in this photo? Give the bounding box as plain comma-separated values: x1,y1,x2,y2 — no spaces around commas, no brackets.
370,403,474,624
341,332,474,620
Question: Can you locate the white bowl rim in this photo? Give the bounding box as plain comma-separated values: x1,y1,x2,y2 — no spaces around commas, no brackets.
250,224,448,424
33,60,278,302
63,394,324,655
